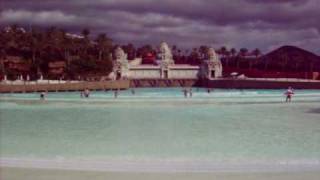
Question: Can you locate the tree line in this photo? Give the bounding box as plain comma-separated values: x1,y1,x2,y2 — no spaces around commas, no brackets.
1,25,318,80
0,25,113,79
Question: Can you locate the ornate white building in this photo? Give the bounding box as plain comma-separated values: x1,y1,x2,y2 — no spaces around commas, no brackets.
199,47,223,79
112,47,130,80
112,42,222,80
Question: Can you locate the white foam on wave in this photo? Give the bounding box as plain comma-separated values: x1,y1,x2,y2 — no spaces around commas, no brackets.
1,158,320,173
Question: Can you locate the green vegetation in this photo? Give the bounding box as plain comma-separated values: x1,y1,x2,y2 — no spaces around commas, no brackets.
1,25,319,80
0,25,113,80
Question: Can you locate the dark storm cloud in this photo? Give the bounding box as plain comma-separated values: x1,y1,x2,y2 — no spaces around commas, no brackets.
1,0,319,54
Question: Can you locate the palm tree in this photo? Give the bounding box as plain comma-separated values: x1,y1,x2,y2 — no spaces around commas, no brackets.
238,48,248,69
81,28,90,39
190,48,199,64
95,33,112,61
59,30,75,76
224,50,231,68
251,48,261,69
199,45,209,59
219,46,227,58
229,48,237,68
239,48,248,57
26,28,46,76
81,28,91,57
172,45,177,56
230,48,237,57
126,43,136,60
252,48,261,58
0,49,6,75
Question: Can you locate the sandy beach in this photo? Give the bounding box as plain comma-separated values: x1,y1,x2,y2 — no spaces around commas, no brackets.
1,167,320,180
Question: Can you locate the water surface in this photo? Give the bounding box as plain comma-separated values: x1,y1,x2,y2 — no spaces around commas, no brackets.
1,88,320,172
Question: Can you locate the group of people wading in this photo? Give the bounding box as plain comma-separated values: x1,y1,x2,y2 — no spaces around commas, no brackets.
80,88,133,99
39,87,295,102
182,88,193,98
80,88,122,98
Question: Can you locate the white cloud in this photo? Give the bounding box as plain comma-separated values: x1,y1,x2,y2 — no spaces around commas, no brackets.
0,9,79,25
1,0,320,54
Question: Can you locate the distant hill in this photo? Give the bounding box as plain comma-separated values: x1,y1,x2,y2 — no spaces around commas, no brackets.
261,46,320,71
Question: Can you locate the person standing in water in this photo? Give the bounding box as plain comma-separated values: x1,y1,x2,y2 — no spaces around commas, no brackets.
131,88,135,95
40,91,46,100
284,87,294,102
182,88,188,98
84,88,90,98
189,88,193,98
114,89,119,98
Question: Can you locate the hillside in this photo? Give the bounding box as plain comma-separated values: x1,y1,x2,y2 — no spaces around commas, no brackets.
261,46,320,72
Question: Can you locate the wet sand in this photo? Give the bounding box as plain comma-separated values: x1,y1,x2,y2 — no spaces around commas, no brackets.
1,167,320,180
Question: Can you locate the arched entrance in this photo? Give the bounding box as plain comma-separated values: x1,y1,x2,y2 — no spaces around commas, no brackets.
116,71,122,80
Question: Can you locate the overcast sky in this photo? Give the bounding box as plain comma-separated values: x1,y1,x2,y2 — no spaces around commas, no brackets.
1,0,319,54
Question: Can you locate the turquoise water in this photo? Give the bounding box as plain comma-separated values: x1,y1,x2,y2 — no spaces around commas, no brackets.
1,88,320,171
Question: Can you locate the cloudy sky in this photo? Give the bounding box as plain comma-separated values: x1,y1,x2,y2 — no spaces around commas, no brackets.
1,0,319,54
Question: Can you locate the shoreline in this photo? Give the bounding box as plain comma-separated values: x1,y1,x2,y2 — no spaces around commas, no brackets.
1,158,320,173
0,80,130,93
1,78,320,93
1,167,320,180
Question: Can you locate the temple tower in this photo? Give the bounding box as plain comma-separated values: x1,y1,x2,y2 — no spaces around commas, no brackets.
200,48,223,79
113,47,129,80
159,42,174,79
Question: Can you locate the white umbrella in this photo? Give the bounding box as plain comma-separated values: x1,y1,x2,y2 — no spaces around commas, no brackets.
230,72,238,76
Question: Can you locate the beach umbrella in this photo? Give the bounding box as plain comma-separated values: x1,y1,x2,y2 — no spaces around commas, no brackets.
230,72,238,76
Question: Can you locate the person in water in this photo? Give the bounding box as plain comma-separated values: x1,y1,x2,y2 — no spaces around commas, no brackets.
40,92,46,100
189,88,193,98
84,88,90,98
284,87,294,102
182,88,188,98
114,89,119,98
